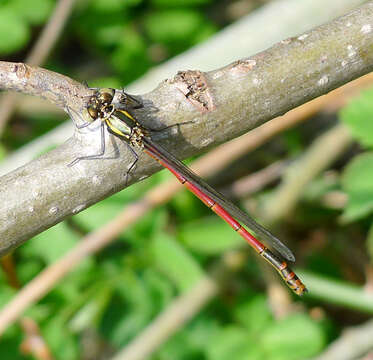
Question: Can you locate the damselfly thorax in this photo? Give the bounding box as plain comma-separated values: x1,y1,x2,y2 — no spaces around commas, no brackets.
86,87,148,148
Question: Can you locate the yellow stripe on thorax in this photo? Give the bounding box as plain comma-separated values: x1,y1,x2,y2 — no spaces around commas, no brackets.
105,118,127,137
117,109,136,121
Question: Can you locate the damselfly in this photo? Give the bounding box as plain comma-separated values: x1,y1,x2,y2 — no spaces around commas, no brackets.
70,88,307,296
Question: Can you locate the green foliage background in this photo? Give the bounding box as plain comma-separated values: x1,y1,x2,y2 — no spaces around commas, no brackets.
0,0,373,359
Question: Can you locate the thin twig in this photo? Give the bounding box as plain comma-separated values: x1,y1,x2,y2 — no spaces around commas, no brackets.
27,0,77,66
259,123,354,314
0,0,77,134
1,254,20,289
1,254,54,359
297,270,373,314
227,160,287,198
111,276,218,360
312,318,373,360
20,317,55,360
261,124,353,223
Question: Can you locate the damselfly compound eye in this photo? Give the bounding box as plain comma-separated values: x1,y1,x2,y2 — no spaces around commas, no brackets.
87,106,99,120
98,88,115,105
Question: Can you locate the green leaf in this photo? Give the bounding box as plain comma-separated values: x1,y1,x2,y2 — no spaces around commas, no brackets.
341,152,373,222
73,197,125,234
91,0,142,12
0,9,29,54
143,269,175,308
156,317,221,359
156,329,196,359
110,26,149,81
152,232,204,292
124,208,167,248
69,285,112,332
21,222,80,264
192,21,217,44
171,188,207,222
10,0,53,25
17,258,44,284
206,326,264,360
86,77,122,89
151,0,212,6
91,0,127,12
261,314,325,360
282,129,303,155
340,86,373,147
74,179,167,246
95,24,126,46
186,317,221,350
144,9,205,44
234,295,273,334
101,269,154,346
0,143,7,161
44,317,80,360
0,331,25,360
180,217,243,254
111,177,159,203
0,286,16,308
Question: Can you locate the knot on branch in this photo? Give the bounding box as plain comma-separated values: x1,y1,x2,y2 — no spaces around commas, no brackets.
169,70,214,112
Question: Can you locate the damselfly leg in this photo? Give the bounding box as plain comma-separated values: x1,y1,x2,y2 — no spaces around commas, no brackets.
68,96,140,184
66,106,92,129
106,123,140,185
68,122,106,167
69,118,139,184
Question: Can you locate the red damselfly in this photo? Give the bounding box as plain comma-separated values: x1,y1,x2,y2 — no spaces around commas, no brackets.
70,88,307,296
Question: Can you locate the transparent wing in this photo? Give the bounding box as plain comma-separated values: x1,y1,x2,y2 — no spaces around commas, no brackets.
143,137,295,262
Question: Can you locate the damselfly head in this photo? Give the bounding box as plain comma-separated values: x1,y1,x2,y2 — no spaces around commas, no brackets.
87,105,99,120
97,88,115,105
87,88,115,120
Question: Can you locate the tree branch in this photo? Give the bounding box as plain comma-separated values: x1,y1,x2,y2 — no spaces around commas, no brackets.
0,0,78,134
312,318,373,360
1,0,362,177
1,2,373,255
